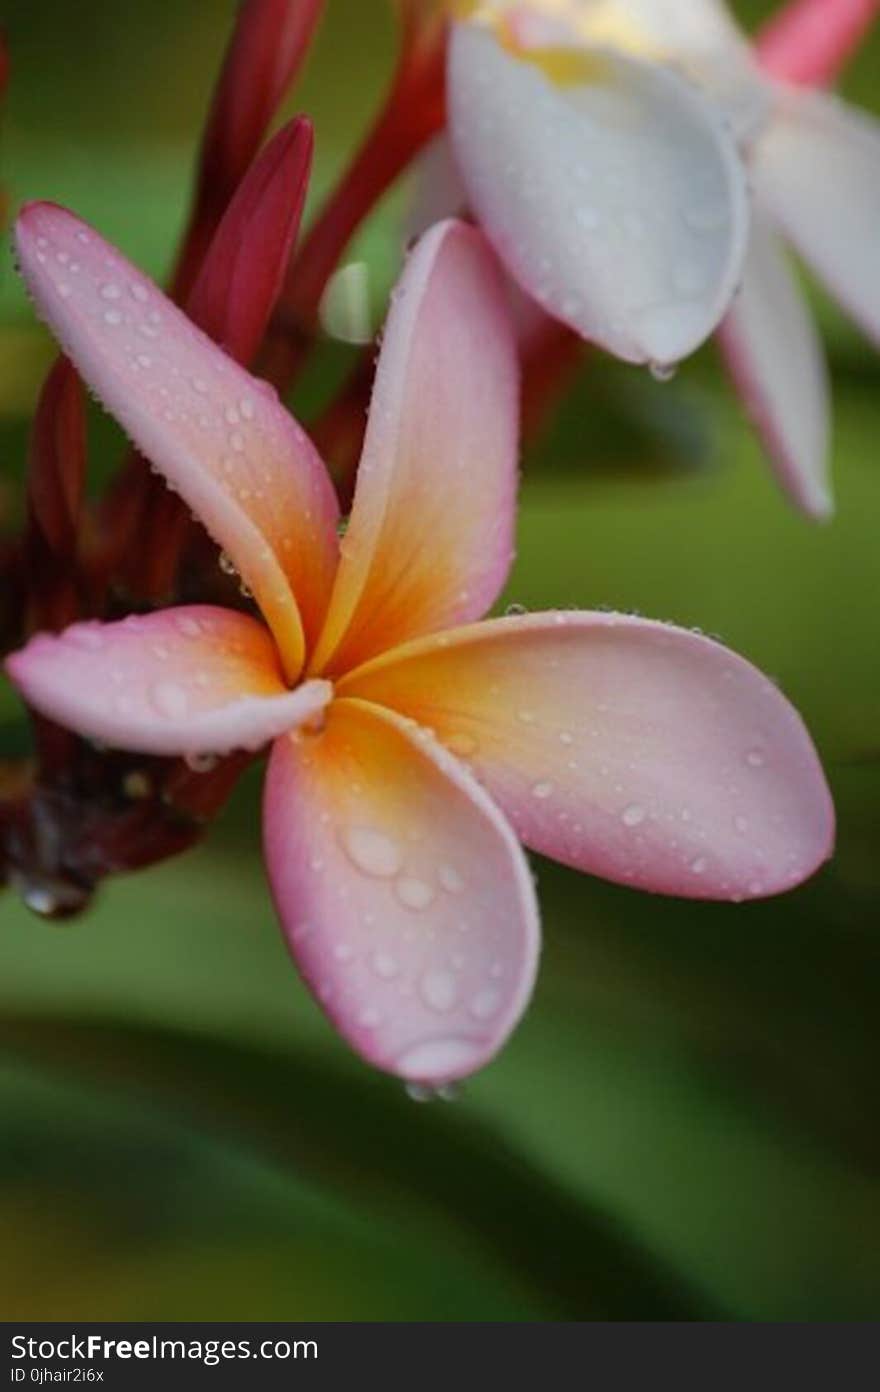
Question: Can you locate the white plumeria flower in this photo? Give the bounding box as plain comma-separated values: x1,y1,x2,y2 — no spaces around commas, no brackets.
441,0,880,517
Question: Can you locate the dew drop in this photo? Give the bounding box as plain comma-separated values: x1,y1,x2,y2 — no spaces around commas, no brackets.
405,1083,435,1103
397,1037,482,1083
439,864,465,895
420,968,458,1012
621,803,646,828
342,826,403,878
68,625,104,651
103,309,123,326
152,681,189,719
396,876,436,911
650,360,678,383
532,781,554,800
100,282,121,300
175,615,202,637
184,752,218,773
470,985,502,1021
690,855,708,875
745,748,765,768
445,732,477,758
371,951,399,980
218,551,238,577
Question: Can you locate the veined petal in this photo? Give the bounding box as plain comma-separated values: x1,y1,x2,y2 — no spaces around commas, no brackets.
15,203,339,682
6,607,331,757
755,88,880,348
448,21,750,366
263,697,540,1084
718,217,831,520
341,613,834,901
309,220,519,677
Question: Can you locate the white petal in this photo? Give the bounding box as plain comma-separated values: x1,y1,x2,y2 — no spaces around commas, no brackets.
755,87,880,348
719,217,832,520
405,134,468,243
448,22,750,366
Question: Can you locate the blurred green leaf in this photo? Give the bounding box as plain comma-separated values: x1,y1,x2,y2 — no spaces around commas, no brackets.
0,1017,715,1320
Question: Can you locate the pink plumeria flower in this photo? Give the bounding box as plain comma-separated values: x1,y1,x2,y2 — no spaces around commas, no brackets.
7,203,833,1087
445,0,880,517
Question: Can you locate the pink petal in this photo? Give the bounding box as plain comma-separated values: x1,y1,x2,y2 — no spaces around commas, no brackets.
754,88,880,348
6,607,331,757
756,0,878,88
718,217,831,520
15,203,339,682
448,21,750,366
341,613,835,901
263,697,540,1084
309,220,519,677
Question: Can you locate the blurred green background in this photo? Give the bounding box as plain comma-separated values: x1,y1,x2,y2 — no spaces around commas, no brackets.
1,0,879,1321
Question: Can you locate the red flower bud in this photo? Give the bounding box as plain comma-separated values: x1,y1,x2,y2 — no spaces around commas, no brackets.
174,0,324,300
757,0,878,87
188,116,313,365
24,357,86,633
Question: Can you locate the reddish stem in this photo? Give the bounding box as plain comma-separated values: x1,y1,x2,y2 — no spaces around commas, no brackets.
263,13,448,388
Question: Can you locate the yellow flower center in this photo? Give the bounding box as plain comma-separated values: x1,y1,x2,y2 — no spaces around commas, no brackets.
454,0,663,66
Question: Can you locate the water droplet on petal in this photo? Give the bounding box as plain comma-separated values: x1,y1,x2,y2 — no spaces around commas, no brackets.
445,732,477,758
439,864,465,895
184,752,218,773
420,969,458,1012
649,360,678,383
342,826,403,878
397,1037,484,1083
396,876,436,911
68,625,104,651
100,282,121,300
469,985,502,1020
152,681,189,719
371,951,399,980
532,781,554,800
621,803,646,828
745,748,765,768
